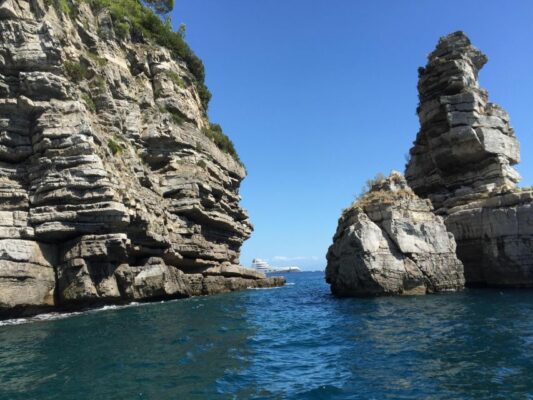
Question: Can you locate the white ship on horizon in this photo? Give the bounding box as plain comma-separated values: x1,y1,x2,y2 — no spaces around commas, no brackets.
252,258,301,273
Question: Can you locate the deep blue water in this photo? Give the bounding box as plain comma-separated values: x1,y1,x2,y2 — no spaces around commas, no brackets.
0,271,532,399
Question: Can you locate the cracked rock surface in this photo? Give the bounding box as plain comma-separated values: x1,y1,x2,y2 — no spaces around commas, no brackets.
326,172,464,296
406,31,520,208
406,31,533,287
0,0,283,318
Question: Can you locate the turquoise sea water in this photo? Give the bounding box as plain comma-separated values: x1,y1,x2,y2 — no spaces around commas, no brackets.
1,271,532,399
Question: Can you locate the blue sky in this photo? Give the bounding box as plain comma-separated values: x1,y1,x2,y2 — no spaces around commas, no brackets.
170,1,533,270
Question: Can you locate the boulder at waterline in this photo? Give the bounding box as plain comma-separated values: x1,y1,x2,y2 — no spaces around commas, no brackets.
326,172,464,296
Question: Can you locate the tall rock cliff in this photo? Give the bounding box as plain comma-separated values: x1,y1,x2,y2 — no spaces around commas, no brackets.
406,31,533,287
0,0,283,318
326,172,464,297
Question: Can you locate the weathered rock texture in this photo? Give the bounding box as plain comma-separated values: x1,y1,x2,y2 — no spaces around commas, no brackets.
406,31,520,208
0,0,283,318
406,31,533,287
326,172,464,297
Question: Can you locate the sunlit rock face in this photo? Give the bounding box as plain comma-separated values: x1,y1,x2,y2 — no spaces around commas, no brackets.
406,31,533,287
406,31,520,208
0,0,283,318
326,172,464,297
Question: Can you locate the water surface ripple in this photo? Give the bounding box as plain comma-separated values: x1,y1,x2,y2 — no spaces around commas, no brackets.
0,272,532,399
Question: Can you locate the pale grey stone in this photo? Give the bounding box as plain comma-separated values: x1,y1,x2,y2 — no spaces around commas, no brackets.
0,0,283,318
405,31,533,287
326,173,464,296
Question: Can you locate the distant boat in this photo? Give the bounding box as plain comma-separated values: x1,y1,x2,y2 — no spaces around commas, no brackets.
252,258,302,273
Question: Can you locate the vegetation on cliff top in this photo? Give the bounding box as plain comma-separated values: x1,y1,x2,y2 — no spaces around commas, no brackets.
202,123,241,164
49,0,243,165
48,0,211,110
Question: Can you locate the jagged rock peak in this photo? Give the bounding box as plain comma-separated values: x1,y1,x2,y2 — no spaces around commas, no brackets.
326,172,464,297
419,31,488,103
406,31,520,210
430,31,486,64
405,31,533,288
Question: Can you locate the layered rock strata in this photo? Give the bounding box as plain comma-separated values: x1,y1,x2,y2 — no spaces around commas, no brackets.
0,0,283,318
326,172,464,296
406,31,533,286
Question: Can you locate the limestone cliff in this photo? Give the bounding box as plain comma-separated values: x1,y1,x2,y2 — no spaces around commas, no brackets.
406,31,533,287
0,0,283,318
406,31,520,209
326,172,464,297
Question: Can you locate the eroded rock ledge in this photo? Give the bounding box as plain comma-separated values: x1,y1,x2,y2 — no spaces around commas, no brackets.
0,0,283,319
406,31,533,287
326,172,464,296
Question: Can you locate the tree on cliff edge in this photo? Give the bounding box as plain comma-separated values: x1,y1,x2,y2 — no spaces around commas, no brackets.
144,0,174,15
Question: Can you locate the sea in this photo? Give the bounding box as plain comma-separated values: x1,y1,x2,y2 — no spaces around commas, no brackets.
0,271,532,399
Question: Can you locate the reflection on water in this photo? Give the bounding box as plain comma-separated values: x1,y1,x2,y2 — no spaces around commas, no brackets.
0,272,532,399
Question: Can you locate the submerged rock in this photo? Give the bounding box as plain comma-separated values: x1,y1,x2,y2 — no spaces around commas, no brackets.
406,31,533,287
326,172,464,296
0,1,283,318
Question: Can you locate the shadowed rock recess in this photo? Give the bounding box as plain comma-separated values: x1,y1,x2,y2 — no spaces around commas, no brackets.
326,172,464,297
406,31,533,287
0,0,283,318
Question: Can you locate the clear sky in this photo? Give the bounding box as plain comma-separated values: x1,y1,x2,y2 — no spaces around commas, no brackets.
170,1,533,270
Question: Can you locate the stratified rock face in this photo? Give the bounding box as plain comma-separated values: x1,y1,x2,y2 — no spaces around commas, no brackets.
0,0,283,318
444,190,533,286
406,31,533,287
406,31,520,210
326,172,464,297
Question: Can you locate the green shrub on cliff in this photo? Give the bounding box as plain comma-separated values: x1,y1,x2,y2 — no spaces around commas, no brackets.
144,0,174,15
168,109,185,125
158,105,185,125
81,93,96,113
87,51,107,66
202,123,241,164
64,60,88,82
166,71,185,88
113,20,131,40
45,0,75,16
107,138,123,155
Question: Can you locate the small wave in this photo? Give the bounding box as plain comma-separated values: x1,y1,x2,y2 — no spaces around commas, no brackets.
0,312,75,327
1,283,288,326
98,305,120,311
0,317,29,327
0,301,150,327
285,282,296,286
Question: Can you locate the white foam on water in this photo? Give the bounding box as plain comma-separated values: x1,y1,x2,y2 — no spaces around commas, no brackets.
0,301,151,327
0,284,291,326
0,317,29,327
0,312,74,327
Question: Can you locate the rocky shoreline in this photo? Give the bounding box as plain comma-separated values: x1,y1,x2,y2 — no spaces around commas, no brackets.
327,32,533,295
0,2,529,311
0,0,284,319
326,172,464,296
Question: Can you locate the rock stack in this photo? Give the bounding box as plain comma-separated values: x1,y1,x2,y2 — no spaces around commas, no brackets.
0,0,283,318
406,31,533,286
406,31,520,209
326,172,464,296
